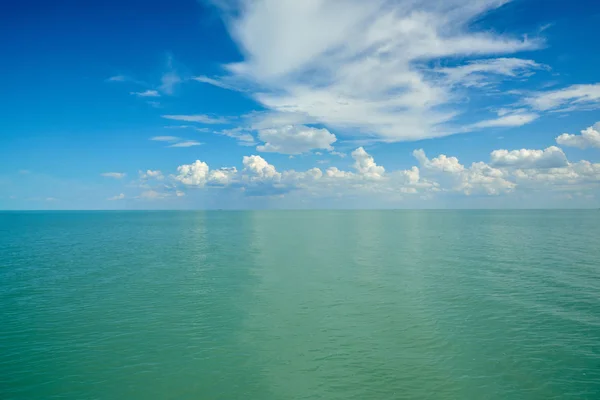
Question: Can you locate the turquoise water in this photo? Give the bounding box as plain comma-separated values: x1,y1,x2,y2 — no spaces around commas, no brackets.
1,210,599,399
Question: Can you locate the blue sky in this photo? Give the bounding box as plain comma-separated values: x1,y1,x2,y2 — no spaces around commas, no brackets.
1,0,600,209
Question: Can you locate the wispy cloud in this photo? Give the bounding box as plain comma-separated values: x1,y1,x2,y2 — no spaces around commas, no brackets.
106,75,126,82
159,72,182,95
208,0,543,142
150,136,202,148
168,140,203,148
150,136,180,142
524,84,600,112
193,75,240,91
437,58,545,88
162,114,229,124
130,89,161,97
147,101,161,108
108,193,126,201
469,113,539,129
218,128,256,146
101,172,126,179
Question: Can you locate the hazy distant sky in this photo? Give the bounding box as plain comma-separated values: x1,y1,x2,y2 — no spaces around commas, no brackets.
1,0,600,209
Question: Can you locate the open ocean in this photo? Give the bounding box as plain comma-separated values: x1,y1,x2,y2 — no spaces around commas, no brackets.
1,210,599,399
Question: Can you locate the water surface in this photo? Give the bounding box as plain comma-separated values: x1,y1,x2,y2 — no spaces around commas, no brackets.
1,211,599,399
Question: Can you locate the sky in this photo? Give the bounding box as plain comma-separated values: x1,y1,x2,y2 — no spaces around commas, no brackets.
1,0,600,209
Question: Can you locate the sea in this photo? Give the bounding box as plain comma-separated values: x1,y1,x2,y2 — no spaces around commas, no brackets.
1,210,599,399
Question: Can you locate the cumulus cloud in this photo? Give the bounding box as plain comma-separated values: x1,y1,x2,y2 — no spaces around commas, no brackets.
351,147,385,178
242,155,281,181
139,170,164,180
101,172,126,179
413,149,464,173
208,0,542,142
490,146,568,168
413,149,514,195
556,122,600,149
170,121,600,200
256,125,337,154
175,160,210,187
513,161,600,189
209,167,238,185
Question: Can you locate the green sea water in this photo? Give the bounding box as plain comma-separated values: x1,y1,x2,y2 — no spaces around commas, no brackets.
1,210,599,399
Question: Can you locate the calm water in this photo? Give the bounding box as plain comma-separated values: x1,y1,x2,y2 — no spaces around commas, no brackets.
1,211,599,399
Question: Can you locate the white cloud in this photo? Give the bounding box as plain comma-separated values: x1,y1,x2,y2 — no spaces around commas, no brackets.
413,149,514,195
513,161,600,189
175,160,210,187
176,190,186,197
193,75,238,91
210,0,542,142
150,136,202,148
256,125,337,154
242,155,281,181
130,90,161,97
556,122,600,149
351,147,385,179
150,136,179,142
413,149,465,173
168,123,600,200
101,172,126,179
438,58,544,88
169,141,203,148
458,162,516,195
469,113,539,129
525,84,600,112
139,170,164,180
218,128,256,145
108,193,126,201
490,146,568,168
162,114,229,124
209,167,238,185
159,72,182,95
107,75,126,82
139,190,170,199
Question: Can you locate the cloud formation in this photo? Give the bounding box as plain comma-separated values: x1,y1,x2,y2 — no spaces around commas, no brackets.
150,136,202,148
556,122,600,149
130,90,161,97
162,114,229,124
256,125,336,154
101,172,126,179
525,84,600,112
108,193,126,200
208,0,543,142
490,146,568,169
